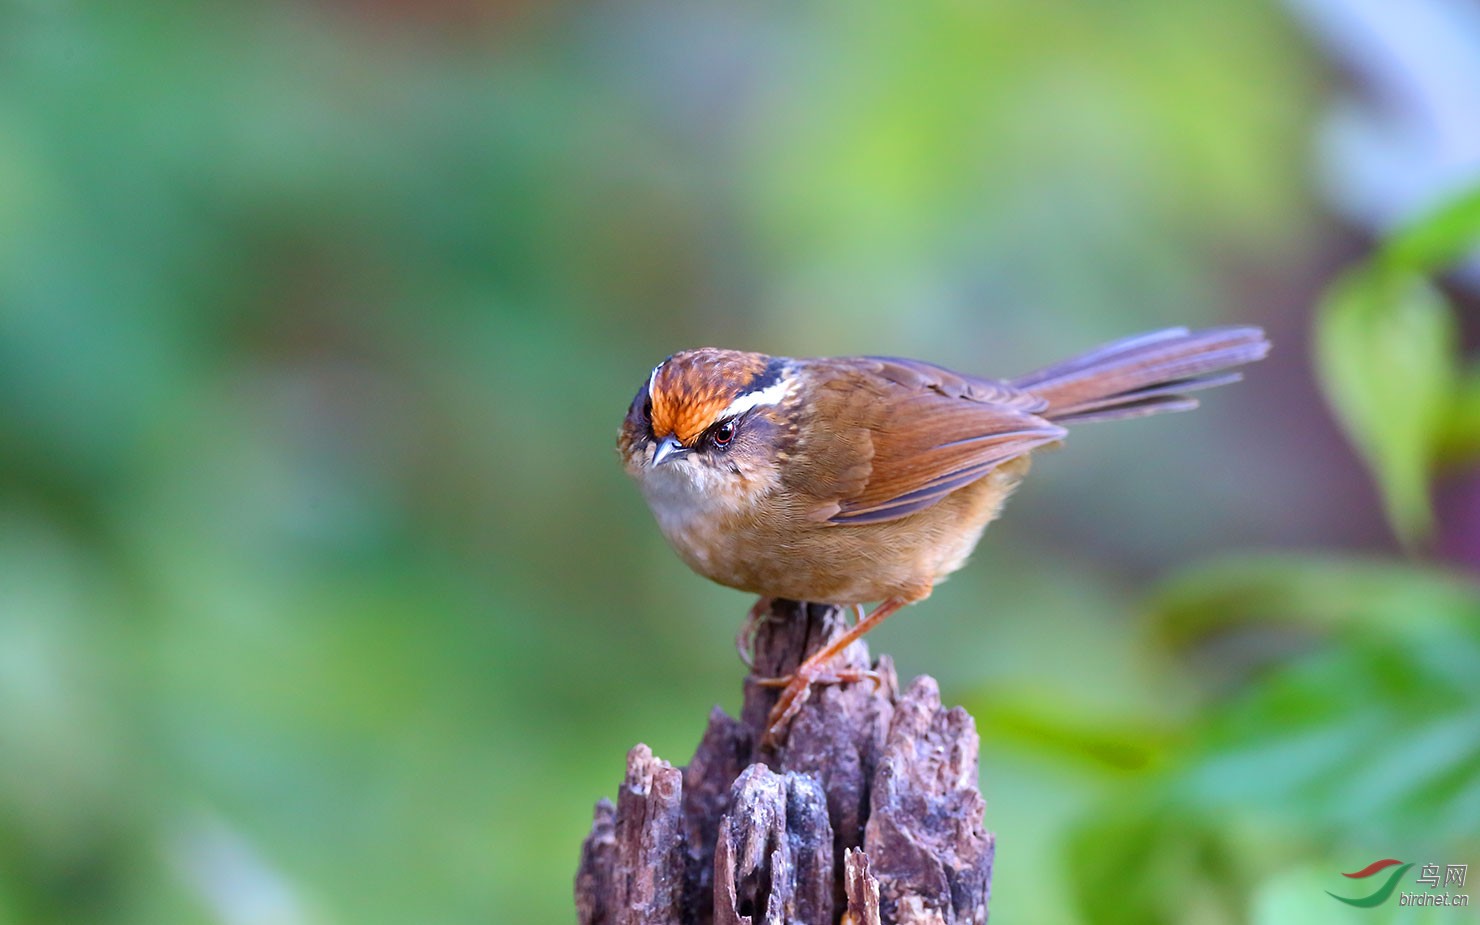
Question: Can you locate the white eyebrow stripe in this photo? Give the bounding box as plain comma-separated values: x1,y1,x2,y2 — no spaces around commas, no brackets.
720,378,791,419
648,362,662,397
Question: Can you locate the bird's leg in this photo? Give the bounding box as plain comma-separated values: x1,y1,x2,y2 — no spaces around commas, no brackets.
734,596,776,669
761,597,908,744
751,601,877,687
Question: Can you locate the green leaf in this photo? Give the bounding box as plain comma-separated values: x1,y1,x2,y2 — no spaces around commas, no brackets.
1313,186,1480,543
1438,361,1480,464
1313,268,1458,546
1066,806,1245,925
1379,187,1480,274
1386,188,1480,467
1173,636,1480,844
966,690,1171,773
1065,619,1480,923
1152,554,1480,840
1148,554,1480,647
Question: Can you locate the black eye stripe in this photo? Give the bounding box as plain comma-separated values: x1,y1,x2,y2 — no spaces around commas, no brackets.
744,357,786,394
627,384,655,438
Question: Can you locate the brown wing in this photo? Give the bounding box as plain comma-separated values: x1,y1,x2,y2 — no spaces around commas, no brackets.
790,357,1066,525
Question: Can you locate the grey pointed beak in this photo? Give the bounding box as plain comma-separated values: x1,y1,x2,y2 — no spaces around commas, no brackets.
652,435,687,466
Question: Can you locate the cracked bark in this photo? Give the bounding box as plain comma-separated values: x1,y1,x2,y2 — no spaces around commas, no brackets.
575,600,995,925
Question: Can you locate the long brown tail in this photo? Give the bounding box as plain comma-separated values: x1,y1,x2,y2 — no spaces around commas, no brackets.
1011,326,1270,424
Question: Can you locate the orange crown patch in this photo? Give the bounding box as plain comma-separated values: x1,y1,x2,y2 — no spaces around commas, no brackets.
649,349,770,445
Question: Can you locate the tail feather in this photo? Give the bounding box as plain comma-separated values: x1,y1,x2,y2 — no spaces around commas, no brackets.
1012,326,1269,424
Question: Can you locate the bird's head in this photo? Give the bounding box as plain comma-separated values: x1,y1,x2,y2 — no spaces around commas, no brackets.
617,348,796,517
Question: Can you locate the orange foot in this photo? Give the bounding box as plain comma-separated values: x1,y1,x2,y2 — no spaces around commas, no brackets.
758,597,908,746
758,664,882,744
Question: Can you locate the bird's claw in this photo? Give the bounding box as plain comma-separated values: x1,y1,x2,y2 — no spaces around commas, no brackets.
758,664,882,746
753,667,879,689
735,597,778,669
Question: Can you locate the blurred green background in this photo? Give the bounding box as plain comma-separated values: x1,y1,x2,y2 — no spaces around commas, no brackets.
4,1,1480,923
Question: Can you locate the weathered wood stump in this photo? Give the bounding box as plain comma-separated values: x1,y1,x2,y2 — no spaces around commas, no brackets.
575,600,995,924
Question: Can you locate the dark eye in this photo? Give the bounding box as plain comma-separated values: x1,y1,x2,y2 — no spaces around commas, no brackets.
711,420,735,449
642,397,653,420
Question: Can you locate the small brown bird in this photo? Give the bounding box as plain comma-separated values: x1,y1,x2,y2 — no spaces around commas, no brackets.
618,327,1269,740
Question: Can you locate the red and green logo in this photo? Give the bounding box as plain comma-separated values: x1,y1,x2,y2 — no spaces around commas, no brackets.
1327,859,1413,907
